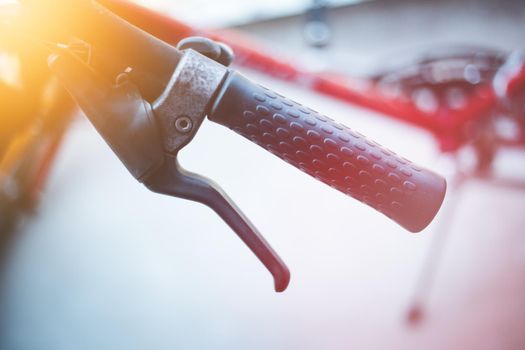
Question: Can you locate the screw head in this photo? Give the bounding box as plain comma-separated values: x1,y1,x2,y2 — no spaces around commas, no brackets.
174,116,193,134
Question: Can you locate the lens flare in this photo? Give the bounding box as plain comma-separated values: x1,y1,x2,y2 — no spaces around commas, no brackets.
0,52,21,89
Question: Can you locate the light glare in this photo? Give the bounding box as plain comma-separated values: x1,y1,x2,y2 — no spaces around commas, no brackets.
0,52,22,89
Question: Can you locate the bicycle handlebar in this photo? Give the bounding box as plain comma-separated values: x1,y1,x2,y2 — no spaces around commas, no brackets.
39,0,447,291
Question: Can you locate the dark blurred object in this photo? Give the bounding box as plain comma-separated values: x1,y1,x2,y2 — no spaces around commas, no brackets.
303,0,332,48
371,47,524,173
370,47,507,113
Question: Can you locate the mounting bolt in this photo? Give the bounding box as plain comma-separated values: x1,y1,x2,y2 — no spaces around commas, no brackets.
174,115,193,134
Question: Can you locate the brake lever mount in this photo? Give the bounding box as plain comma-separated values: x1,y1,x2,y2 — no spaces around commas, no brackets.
48,38,291,292
153,46,227,154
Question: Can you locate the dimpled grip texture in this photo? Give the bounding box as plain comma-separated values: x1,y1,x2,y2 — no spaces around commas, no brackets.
209,72,446,232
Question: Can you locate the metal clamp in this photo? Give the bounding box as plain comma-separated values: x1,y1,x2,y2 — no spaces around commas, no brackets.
153,49,228,154
48,39,291,292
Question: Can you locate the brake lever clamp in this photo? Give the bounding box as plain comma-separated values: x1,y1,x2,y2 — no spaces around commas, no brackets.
146,41,290,292
48,38,291,292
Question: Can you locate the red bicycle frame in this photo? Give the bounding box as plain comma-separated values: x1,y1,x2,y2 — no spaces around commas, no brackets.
101,0,525,154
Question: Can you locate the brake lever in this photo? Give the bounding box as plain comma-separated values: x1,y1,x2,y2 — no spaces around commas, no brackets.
42,1,446,293
48,44,290,292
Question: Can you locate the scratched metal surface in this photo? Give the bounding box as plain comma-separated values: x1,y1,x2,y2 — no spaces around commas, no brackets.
1,1,525,349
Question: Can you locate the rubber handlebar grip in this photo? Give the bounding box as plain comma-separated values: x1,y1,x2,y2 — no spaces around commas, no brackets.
209,72,446,232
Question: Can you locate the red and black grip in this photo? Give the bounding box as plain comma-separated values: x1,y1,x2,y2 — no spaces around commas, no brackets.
208,71,446,232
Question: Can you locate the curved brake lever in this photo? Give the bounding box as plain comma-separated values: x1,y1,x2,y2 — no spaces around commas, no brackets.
48,46,290,292
145,155,290,292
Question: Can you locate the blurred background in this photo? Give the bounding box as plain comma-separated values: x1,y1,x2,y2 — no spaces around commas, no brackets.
1,0,525,349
